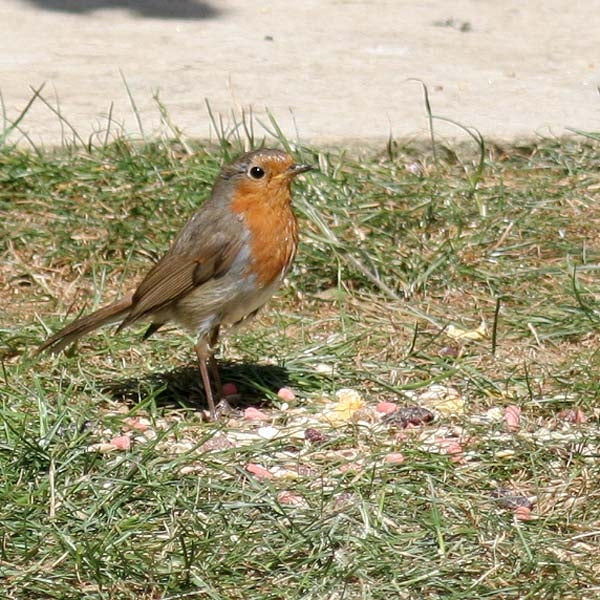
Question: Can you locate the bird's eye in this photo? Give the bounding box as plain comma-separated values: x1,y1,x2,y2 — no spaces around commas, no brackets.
249,166,265,179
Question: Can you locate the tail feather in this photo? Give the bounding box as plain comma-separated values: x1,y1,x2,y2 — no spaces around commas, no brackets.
37,293,134,355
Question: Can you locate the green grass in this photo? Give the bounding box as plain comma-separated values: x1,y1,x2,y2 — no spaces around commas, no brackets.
2,130,600,599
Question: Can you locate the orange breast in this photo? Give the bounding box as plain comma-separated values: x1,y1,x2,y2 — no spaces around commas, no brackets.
231,182,299,286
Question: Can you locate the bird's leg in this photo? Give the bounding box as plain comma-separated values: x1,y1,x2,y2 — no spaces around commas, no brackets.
207,326,235,416
207,325,223,400
195,338,216,419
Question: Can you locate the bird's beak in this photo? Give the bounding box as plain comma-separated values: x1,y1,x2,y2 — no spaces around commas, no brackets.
288,163,313,176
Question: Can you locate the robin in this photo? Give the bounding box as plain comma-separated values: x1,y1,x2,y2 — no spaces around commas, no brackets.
37,148,312,419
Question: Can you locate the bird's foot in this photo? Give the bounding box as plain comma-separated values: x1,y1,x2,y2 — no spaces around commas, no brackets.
204,395,241,421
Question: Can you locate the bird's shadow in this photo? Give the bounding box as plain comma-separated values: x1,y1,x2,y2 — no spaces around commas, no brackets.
22,0,220,20
100,360,290,412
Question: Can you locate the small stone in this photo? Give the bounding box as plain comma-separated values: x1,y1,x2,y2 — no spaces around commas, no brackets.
438,345,459,358
199,434,235,452
315,363,334,375
405,161,424,176
492,488,535,510
494,449,516,459
485,407,504,422
257,426,280,440
87,442,118,454
383,406,434,428
179,465,202,475
305,428,328,444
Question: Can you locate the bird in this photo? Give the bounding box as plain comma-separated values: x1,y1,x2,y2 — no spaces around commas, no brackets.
37,148,312,419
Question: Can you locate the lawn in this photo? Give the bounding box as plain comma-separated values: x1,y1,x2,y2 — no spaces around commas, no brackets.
1,127,600,599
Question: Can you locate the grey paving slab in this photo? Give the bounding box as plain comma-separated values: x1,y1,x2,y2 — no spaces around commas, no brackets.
2,0,599,146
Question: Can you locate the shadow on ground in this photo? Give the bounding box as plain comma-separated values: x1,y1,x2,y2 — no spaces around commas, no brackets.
101,360,290,412
21,0,220,19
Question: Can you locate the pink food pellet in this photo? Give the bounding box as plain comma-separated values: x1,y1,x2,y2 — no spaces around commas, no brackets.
435,438,464,463
246,463,274,480
123,417,150,432
384,452,405,464
277,490,305,506
110,435,131,450
558,408,587,424
376,401,398,414
339,462,362,474
515,506,533,521
243,407,270,422
504,405,521,431
277,387,296,401
222,383,239,396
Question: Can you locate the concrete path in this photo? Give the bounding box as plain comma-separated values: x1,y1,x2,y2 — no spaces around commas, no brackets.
2,0,599,147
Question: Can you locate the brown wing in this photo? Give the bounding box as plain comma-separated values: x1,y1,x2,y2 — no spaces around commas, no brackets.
117,225,245,331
